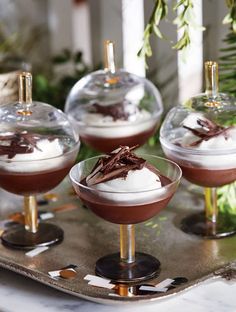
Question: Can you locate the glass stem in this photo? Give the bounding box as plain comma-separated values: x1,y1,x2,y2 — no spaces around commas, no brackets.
205,61,218,99
204,187,218,223
104,40,116,73
18,72,32,115
120,224,135,263
24,195,38,233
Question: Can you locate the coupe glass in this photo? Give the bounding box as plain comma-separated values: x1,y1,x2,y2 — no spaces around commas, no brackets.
160,61,236,238
0,72,80,249
70,155,181,283
65,41,163,153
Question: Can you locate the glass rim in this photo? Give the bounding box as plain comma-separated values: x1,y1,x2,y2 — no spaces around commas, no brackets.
69,154,182,194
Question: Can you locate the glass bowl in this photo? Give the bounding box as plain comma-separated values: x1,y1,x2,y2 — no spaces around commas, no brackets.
160,61,236,238
70,154,181,283
70,155,181,224
0,72,80,249
65,68,163,152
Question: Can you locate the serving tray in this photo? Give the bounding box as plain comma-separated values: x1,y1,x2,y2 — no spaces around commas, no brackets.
0,180,235,305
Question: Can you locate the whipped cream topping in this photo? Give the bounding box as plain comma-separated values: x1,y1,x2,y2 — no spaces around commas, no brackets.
180,112,236,150
93,167,161,192
163,112,236,170
12,138,63,161
0,135,65,173
92,167,164,203
80,109,155,138
84,146,166,203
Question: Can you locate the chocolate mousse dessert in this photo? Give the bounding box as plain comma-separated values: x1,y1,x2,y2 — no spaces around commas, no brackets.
0,71,80,249
0,131,77,195
160,61,236,238
65,40,163,153
79,100,157,152
70,146,181,282
72,146,174,224
172,113,236,187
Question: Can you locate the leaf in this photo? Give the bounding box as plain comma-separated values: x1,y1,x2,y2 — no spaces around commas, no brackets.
137,0,167,60
153,25,163,38
73,51,83,63
173,0,187,11
52,49,72,64
223,13,232,24
172,30,190,50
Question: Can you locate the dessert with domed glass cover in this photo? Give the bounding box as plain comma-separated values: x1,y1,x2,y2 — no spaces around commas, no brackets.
70,146,181,282
65,41,163,153
0,72,80,249
160,61,236,238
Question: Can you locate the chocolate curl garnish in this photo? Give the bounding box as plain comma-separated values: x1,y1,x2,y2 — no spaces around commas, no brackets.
91,101,134,121
86,146,153,186
183,118,233,147
0,145,33,159
0,132,61,159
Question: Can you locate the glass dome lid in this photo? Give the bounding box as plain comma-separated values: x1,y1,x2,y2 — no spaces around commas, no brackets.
0,72,79,162
160,61,236,155
65,41,163,127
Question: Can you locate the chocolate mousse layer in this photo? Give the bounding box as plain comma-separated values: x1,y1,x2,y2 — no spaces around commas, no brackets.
74,175,172,224
0,162,73,195
180,165,236,187
80,125,156,153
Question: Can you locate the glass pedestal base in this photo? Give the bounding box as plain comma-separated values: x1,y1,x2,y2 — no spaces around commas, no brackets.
95,252,160,283
1,223,64,249
181,212,236,239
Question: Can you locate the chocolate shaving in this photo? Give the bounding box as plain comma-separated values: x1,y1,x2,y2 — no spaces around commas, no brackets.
0,131,58,159
183,118,233,147
86,146,159,186
92,101,134,121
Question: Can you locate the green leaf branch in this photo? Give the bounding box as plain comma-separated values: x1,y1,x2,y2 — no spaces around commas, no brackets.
138,0,168,58
223,0,236,32
172,0,194,50
140,0,236,60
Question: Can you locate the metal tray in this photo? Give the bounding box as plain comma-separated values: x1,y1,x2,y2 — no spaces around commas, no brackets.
0,181,235,305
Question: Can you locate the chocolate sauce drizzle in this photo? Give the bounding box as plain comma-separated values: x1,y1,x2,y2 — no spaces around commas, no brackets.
183,118,232,147
91,101,134,121
86,146,160,186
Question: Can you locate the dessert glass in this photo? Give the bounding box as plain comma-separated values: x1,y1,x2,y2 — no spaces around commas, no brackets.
160,61,236,238
0,72,80,249
65,41,163,153
70,155,181,283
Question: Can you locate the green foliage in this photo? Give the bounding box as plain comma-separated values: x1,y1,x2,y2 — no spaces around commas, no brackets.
138,0,168,59
218,29,236,213
172,0,193,50
218,183,236,214
33,49,91,111
223,0,236,32
76,143,99,163
139,0,202,60
0,22,45,62
141,0,235,61
219,32,236,94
